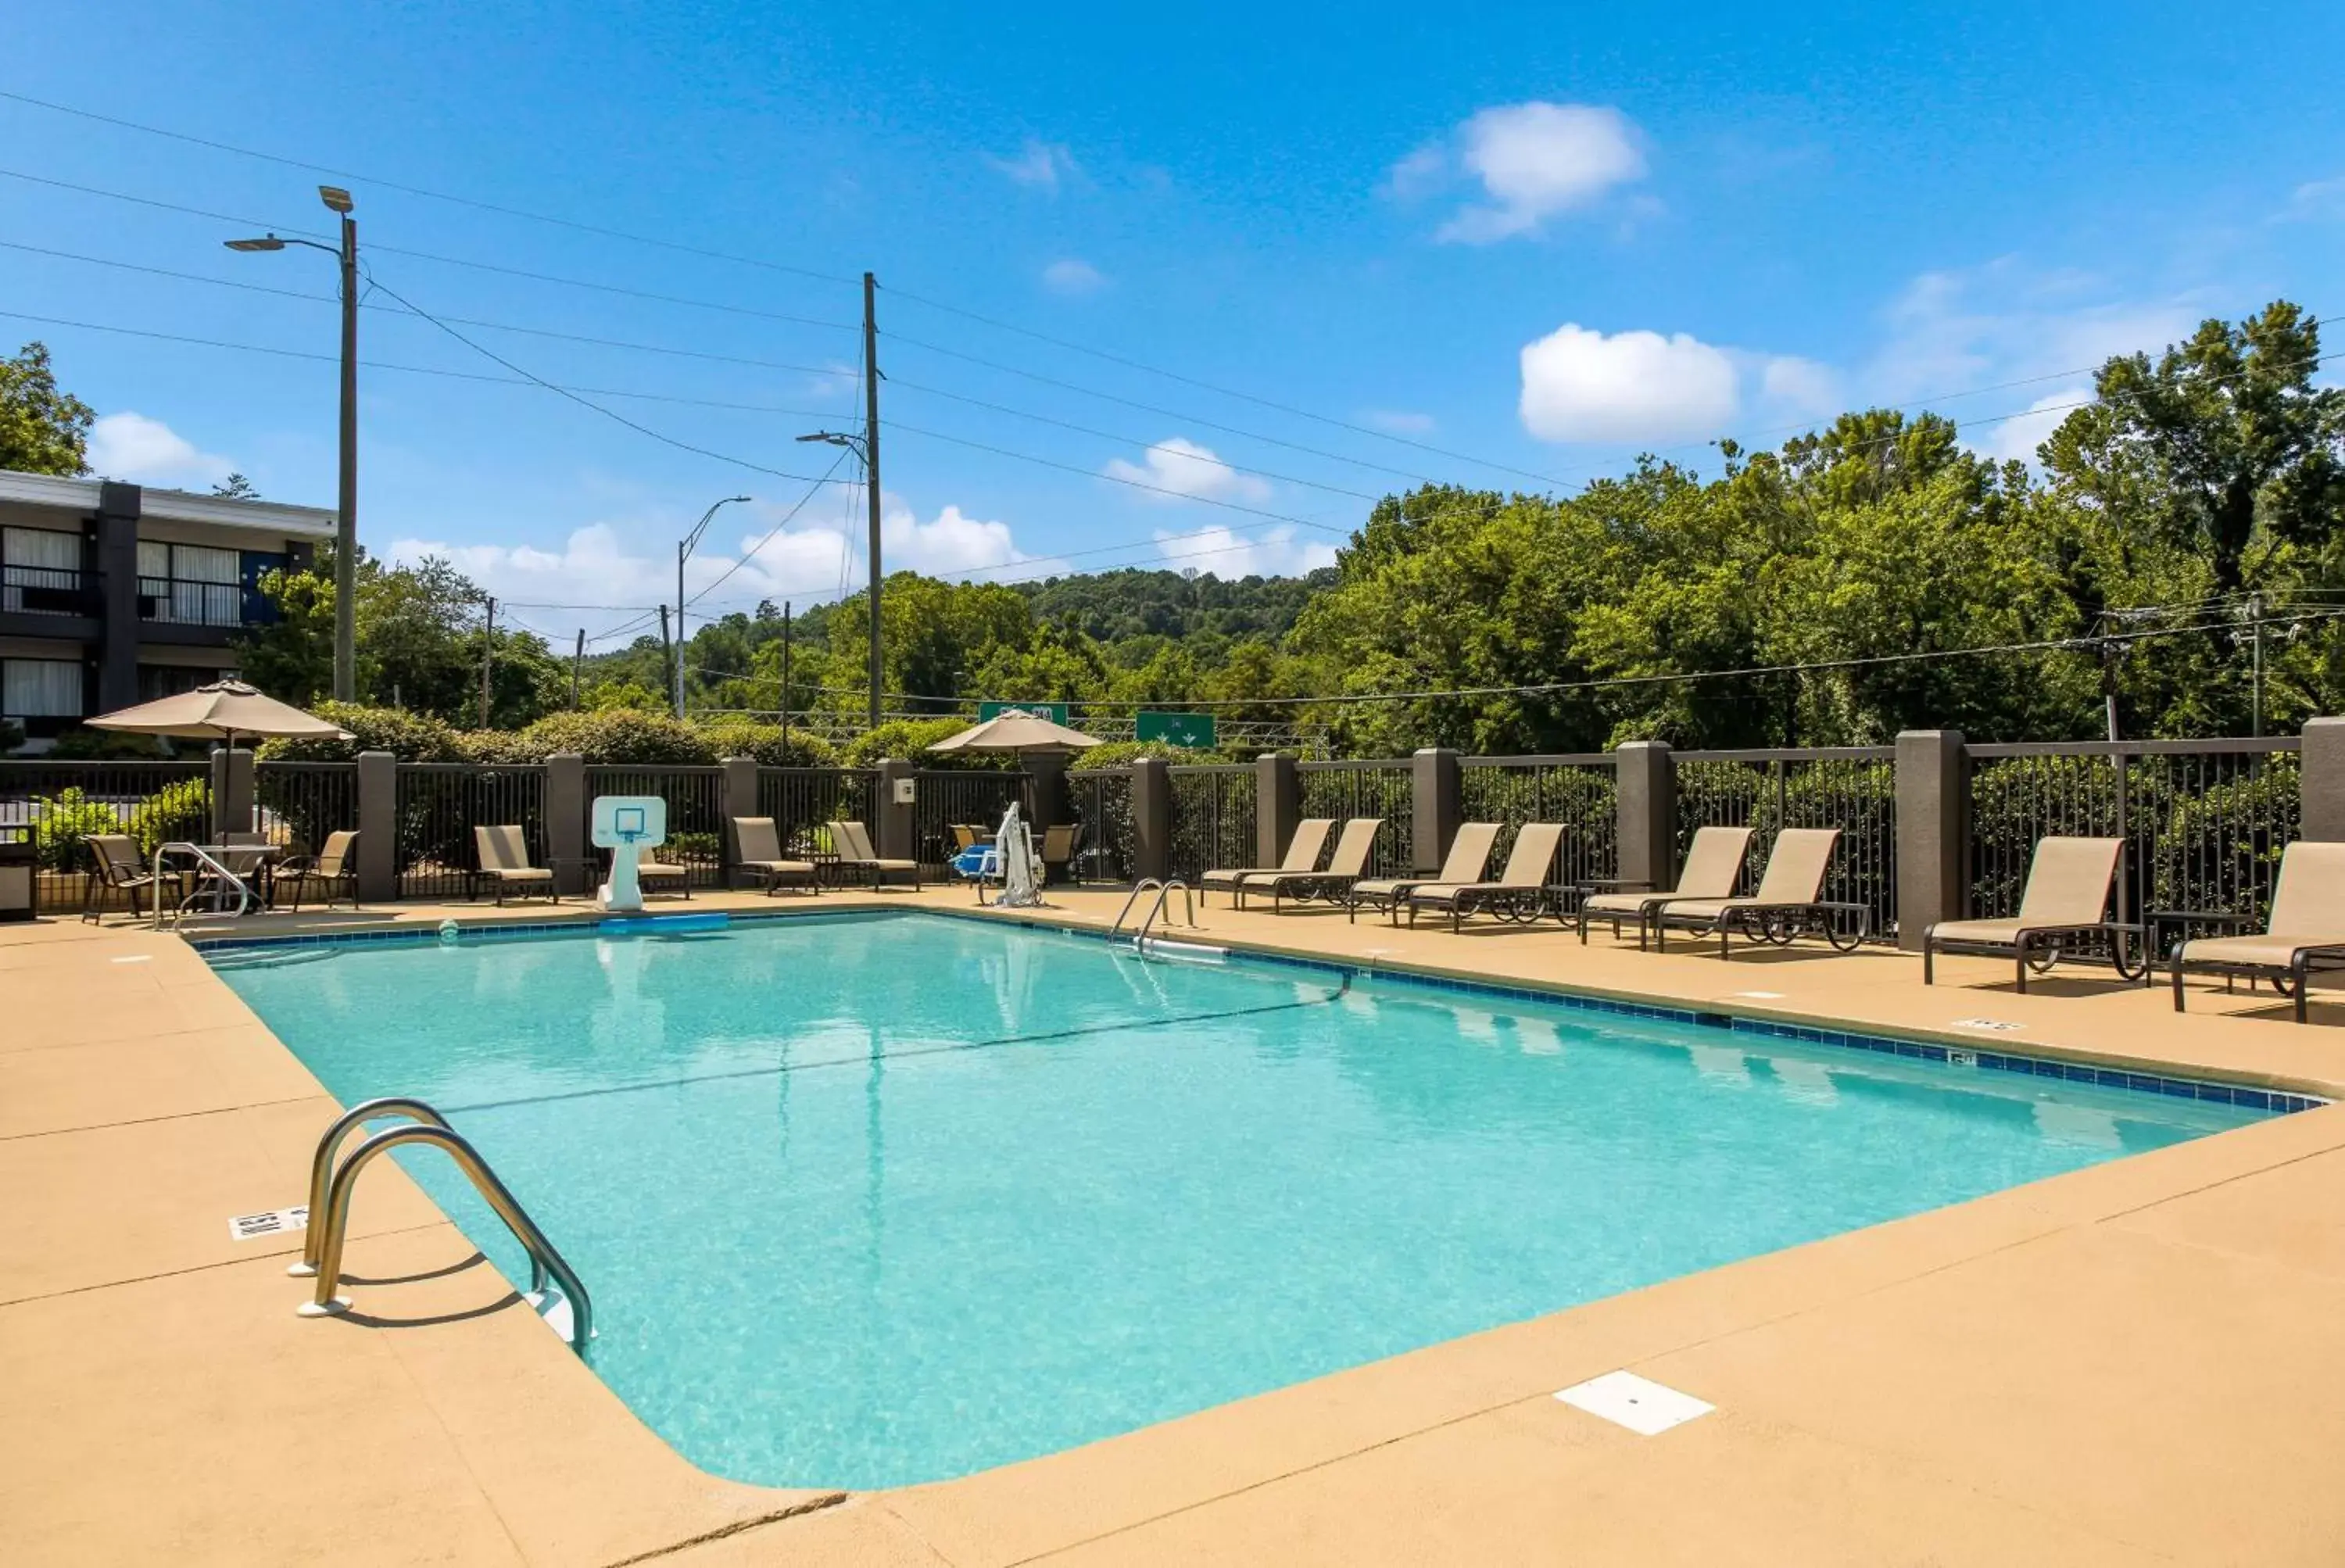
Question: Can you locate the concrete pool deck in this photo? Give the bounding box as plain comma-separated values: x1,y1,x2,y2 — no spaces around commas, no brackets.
5,886,2344,1563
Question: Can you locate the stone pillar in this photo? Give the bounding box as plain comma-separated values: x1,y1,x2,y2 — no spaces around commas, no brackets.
875,758,915,861
1412,747,1461,875
545,754,588,896
1025,750,1069,835
95,481,143,714
1614,740,1676,892
2302,718,2345,842
355,750,396,903
221,747,255,836
1130,758,1172,882
1255,752,1298,868
1894,729,1968,950
720,757,758,885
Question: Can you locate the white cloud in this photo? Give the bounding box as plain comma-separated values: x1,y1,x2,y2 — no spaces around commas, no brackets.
986,139,1079,192
1518,324,1739,443
1154,525,1337,578
1868,263,2200,403
1977,387,2091,466
86,412,234,486
1103,437,1272,503
1041,258,1106,295
1391,102,1648,244
1758,356,1839,418
2283,174,2345,220
1362,409,1437,435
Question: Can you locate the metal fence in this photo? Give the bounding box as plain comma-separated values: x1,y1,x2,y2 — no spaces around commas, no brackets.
0,759,212,915
754,767,877,861
393,763,546,900
1167,764,1257,882
1966,739,2301,939
911,769,1029,868
1458,756,1619,886
1675,749,1899,939
1068,768,1135,883
584,765,726,886
1296,761,1416,878
253,761,359,859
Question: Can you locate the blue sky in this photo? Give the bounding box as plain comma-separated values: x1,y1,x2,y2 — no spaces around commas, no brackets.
6,1,2343,649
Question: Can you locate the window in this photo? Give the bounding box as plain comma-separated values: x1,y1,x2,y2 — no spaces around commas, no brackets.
137,664,237,703
2,658,84,736
139,541,245,626
2,527,84,615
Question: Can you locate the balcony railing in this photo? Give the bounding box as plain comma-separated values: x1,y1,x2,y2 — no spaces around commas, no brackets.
2,564,98,618
139,576,248,628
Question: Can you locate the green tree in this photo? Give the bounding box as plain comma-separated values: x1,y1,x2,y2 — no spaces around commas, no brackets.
211,472,261,499
0,342,94,475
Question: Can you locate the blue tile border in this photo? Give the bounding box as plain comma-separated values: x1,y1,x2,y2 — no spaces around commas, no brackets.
192,904,2329,1116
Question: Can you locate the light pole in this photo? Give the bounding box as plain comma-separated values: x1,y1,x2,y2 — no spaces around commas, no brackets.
799,271,883,732
227,185,360,702
675,495,752,718
797,425,882,729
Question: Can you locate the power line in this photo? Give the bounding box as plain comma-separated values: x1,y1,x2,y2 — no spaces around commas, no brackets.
686,446,856,608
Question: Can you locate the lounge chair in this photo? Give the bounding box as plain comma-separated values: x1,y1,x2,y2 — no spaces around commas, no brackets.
1576,825,1754,947
1649,827,1859,958
1237,817,1383,911
1200,818,1332,904
2171,841,2345,1023
1922,836,2135,990
81,833,164,923
730,817,818,896
1405,822,1566,931
1040,823,1081,885
1348,822,1499,925
829,819,921,890
633,855,693,899
473,825,557,905
270,830,359,911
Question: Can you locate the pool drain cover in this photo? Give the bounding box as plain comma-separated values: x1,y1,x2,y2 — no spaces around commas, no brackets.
1555,1370,1713,1436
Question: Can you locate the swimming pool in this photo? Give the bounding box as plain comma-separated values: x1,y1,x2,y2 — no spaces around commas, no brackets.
217,911,2269,1489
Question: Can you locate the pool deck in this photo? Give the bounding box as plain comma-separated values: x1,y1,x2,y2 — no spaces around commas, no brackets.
6,885,2345,1564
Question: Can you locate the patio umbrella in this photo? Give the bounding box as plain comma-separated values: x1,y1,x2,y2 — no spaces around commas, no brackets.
87,680,353,750
929,709,1103,753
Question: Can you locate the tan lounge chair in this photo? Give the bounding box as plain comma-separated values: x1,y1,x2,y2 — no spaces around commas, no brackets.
1040,823,1082,885
270,830,359,911
1405,822,1566,931
474,825,557,904
2171,841,2345,1024
1651,827,1858,958
1237,817,1384,911
829,819,921,890
1348,822,1500,925
729,817,817,896
1576,825,1753,947
1923,836,2134,990
633,855,692,898
1201,818,1332,904
81,833,166,923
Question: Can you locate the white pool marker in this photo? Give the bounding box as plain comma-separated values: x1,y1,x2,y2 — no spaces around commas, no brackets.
1723,989,1782,1000
1515,1018,1563,1056
1556,1370,1714,1436
1455,1008,1499,1042
227,1205,308,1242
111,954,152,965
1951,1017,2025,1033
1771,1058,1838,1105
1689,1043,1751,1087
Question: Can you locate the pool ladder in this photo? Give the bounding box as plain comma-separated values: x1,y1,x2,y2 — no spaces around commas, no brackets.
292,1097,593,1354
1111,878,1199,951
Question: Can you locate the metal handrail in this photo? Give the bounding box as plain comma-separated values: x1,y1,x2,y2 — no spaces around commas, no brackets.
152,841,256,928
289,1098,453,1278
1135,879,1196,946
299,1122,593,1354
1110,877,1168,937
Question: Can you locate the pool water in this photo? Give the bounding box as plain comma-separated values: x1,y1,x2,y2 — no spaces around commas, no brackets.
218,911,2264,1488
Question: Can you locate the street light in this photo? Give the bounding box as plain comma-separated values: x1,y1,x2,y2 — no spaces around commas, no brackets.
226,185,360,703
675,496,753,718
798,428,883,729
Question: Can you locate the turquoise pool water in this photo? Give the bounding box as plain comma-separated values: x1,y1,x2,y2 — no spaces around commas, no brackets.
217,911,2264,1488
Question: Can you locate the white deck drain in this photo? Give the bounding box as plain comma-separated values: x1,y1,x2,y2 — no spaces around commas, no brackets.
227,1205,308,1242
1556,1370,1714,1436
1951,1018,2024,1033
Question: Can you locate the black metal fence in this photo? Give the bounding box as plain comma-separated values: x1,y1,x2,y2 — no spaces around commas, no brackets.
1458,756,1619,886
1068,768,1135,883
754,767,877,861
254,761,359,859
1675,749,1899,939
393,764,546,900
585,765,726,886
1168,764,1257,882
0,759,212,915
911,769,1029,868
1296,761,1416,878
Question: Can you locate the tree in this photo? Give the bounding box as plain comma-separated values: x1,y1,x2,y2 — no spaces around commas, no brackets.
211,472,261,499
0,342,94,475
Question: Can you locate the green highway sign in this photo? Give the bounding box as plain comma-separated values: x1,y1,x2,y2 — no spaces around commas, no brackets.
979,700,1070,725
1136,711,1218,748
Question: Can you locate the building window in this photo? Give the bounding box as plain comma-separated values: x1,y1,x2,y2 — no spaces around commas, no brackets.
2,526,86,616
138,542,245,627
2,657,85,739
137,665,237,703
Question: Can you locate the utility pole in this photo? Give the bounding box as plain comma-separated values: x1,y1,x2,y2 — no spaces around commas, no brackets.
861,271,884,732
658,604,673,716
572,629,585,710
2250,592,2264,737
779,601,793,754
478,596,496,729
334,195,358,703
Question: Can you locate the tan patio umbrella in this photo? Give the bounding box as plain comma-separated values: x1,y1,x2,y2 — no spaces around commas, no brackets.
929,709,1103,753
87,680,354,750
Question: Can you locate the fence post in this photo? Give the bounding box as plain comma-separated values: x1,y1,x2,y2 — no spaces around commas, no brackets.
2303,718,2345,840
719,757,757,886
875,758,915,861
1894,729,1967,950
1412,747,1460,875
1130,758,1171,882
208,746,228,842
545,754,588,897
355,751,396,903
1614,740,1676,892
1026,750,1069,835
1256,752,1298,867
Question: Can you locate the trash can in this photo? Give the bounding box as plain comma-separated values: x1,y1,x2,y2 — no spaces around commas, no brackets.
0,836,34,922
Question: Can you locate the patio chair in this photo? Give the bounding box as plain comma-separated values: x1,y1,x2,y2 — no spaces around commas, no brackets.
2170,841,2345,1024
1922,836,2134,991
81,833,163,923
729,818,818,896
1040,822,1081,886
1200,818,1332,904
1577,825,1754,947
472,825,557,905
1405,822,1566,932
1237,818,1383,911
829,819,922,890
633,854,693,899
1649,827,1857,958
270,830,359,912
1348,822,1500,925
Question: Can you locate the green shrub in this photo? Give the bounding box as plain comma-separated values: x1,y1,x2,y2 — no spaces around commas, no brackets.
259,703,465,762
451,728,544,765
506,710,715,764
43,727,175,759
128,778,212,855
840,716,1008,769
1071,739,1212,771
692,721,840,768
31,787,124,871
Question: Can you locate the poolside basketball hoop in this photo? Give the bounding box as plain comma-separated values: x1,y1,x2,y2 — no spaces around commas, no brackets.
591,796,667,913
